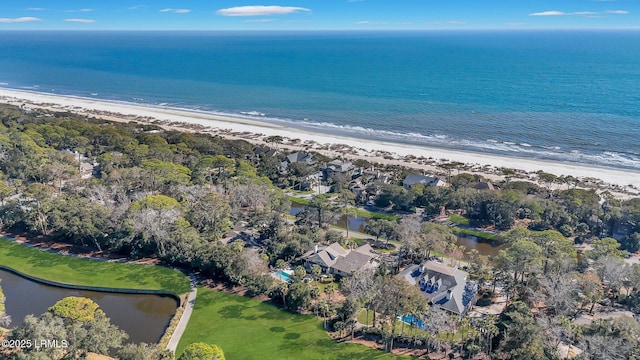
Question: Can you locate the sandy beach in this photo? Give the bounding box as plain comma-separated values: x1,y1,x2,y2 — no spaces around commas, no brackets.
1,87,639,196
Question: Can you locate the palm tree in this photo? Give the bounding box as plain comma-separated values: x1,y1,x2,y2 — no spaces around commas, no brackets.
310,194,332,228
338,190,357,239
340,205,358,239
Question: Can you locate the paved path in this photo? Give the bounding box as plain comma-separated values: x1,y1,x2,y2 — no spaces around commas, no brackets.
2,233,199,352
167,274,198,352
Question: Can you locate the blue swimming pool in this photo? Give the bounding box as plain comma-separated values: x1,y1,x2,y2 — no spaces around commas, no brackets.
400,314,425,330
272,269,293,282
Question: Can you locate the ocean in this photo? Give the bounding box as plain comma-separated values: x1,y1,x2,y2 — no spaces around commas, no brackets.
0,30,639,170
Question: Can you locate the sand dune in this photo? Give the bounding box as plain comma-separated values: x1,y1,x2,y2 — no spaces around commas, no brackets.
1,88,638,196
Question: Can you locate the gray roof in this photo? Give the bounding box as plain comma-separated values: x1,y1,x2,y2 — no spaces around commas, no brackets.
474,182,495,191
403,174,445,188
286,152,314,165
333,251,377,275
321,160,354,173
399,261,476,315
301,243,378,276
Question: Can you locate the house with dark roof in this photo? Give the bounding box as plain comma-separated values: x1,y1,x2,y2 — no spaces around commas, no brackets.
301,243,379,277
249,145,279,165
399,261,477,316
474,181,497,191
361,168,393,184
280,151,315,172
403,174,447,190
319,160,355,181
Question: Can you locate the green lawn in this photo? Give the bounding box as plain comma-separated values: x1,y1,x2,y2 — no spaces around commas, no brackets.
288,195,310,206
0,237,190,295
451,227,497,242
288,195,399,221
177,288,408,360
448,214,470,225
355,209,400,221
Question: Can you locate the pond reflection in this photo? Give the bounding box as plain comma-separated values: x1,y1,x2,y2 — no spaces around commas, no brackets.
0,269,177,344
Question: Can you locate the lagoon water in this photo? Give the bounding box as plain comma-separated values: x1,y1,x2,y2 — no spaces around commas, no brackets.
0,269,177,344
0,30,639,169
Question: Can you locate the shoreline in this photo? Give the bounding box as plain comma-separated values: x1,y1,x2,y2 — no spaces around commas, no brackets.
1,87,639,197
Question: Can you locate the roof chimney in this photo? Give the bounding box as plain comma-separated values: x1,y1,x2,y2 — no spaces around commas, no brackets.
446,289,452,301
314,244,319,254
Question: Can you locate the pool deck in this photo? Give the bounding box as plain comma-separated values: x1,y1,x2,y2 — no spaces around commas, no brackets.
271,269,294,282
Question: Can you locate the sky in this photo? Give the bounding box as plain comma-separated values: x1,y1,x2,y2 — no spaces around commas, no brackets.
0,1,638,30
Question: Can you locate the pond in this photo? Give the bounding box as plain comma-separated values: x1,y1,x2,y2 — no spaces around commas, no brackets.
0,268,178,344
290,204,366,232
455,235,503,258
291,204,503,257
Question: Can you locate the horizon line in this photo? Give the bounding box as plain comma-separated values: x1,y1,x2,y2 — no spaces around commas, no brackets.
1,27,640,32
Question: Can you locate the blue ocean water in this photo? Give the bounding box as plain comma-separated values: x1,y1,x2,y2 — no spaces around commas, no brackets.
0,30,639,169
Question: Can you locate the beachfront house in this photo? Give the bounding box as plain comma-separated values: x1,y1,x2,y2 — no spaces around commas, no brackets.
474,181,497,191
280,151,315,172
361,168,393,184
319,159,355,181
300,242,379,277
399,261,477,316
403,174,447,190
249,145,280,165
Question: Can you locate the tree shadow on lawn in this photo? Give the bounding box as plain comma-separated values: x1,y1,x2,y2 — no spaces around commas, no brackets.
274,338,394,360
219,304,248,319
6,246,64,268
258,301,315,323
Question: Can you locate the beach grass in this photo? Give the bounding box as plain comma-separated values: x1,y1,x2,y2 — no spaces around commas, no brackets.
0,237,190,295
176,287,407,360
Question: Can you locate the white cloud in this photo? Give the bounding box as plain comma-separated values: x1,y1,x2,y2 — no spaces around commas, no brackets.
244,19,275,23
530,9,629,17
0,17,42,23
447,20,467,25
160,8,191,14
64,18,96,23
529,11,566,16
128,5,147,10
605,10,629,14
25,7,46,11
217,6,310,17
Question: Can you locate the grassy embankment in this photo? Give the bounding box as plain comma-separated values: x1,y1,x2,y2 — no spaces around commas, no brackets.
177,287,408,360
288,195,400,221
448,215,497,242
0,237,190,295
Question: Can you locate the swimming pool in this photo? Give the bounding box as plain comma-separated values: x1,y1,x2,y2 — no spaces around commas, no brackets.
400,314,425,330
272,269,293,282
